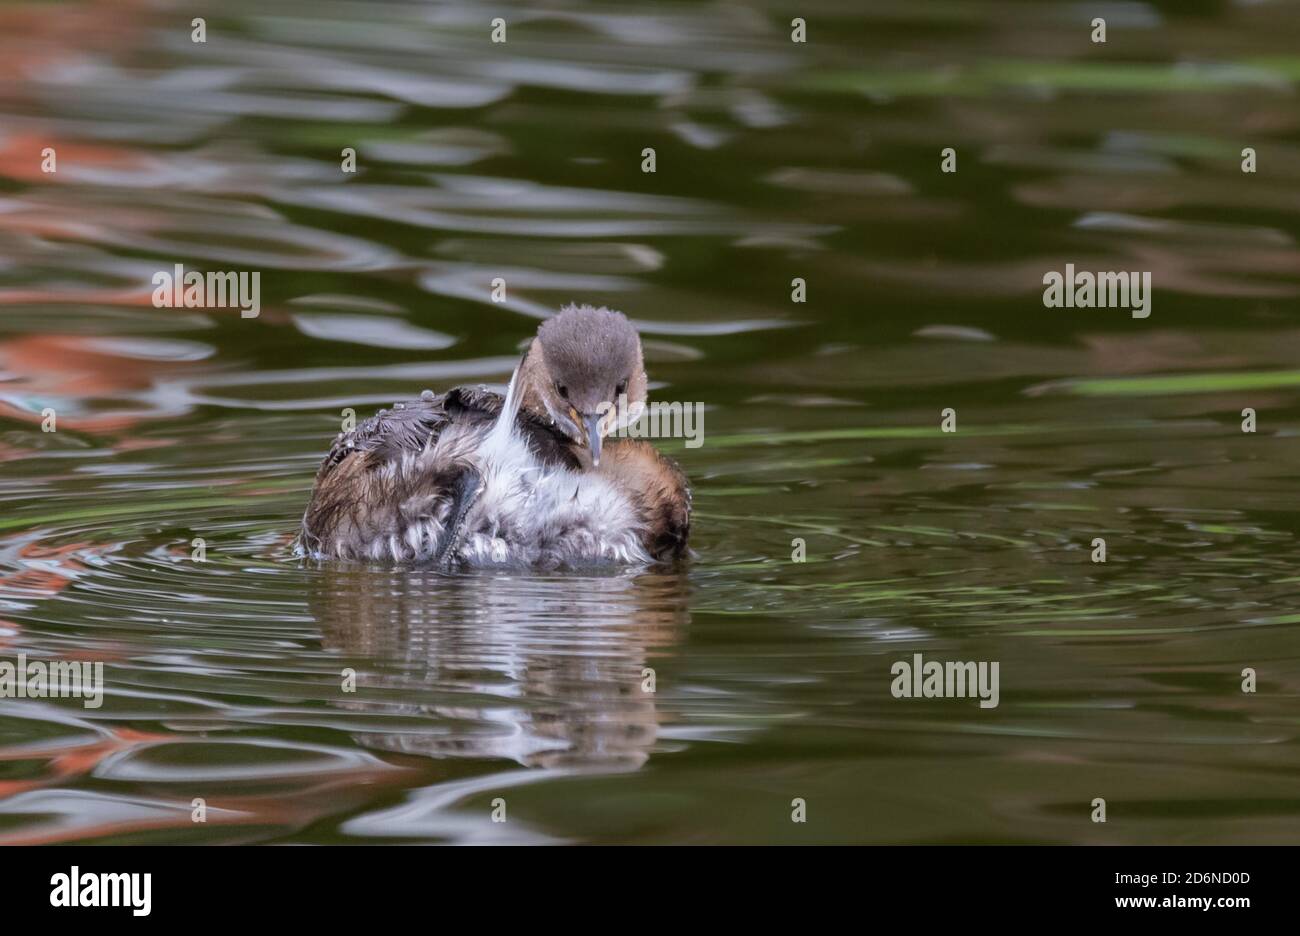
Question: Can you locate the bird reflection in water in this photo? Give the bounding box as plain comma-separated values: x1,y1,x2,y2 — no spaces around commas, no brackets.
308,568,688,772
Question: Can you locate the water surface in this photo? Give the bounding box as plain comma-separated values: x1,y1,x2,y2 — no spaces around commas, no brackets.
0,0,1299,844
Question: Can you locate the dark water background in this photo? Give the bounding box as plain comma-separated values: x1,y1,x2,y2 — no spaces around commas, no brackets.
0,0,1298,843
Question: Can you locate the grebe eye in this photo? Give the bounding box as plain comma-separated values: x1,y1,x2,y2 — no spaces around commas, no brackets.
556,383,568,399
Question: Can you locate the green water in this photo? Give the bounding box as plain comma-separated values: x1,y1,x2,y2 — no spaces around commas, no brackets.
0,0,1297,844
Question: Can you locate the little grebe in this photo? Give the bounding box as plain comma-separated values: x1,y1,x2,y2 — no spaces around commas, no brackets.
296,304,691,567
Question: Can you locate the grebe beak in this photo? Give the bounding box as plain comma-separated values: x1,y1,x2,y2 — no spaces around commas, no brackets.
583,412,604,467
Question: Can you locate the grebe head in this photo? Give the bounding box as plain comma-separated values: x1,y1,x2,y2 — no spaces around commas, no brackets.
523,304,647,466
